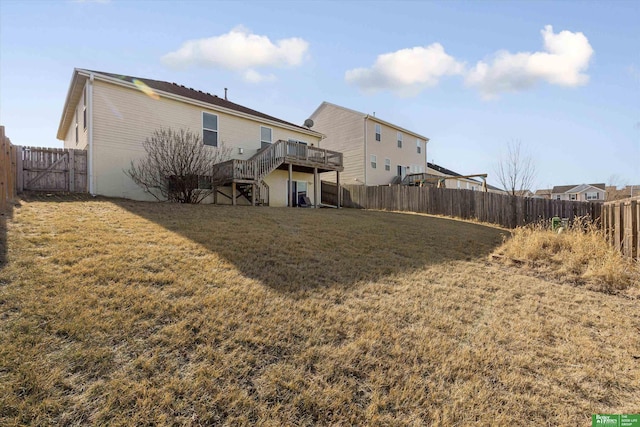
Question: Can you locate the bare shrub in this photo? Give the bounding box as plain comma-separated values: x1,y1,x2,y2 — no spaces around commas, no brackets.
126,128,231,203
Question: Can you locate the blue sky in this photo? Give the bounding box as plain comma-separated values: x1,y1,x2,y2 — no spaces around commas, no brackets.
1,0,638,189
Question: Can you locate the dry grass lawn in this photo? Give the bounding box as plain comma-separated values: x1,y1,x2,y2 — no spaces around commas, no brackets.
1,194,639,426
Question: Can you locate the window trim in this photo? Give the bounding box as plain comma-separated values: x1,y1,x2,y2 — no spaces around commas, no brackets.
370,154,377,169
416,138,421,154
397,132,403,148
585,192,599,200
375,124,381,142
83,87,87,131
202,112,219,147
384,158,390,171
75,109,78,145
260,125,273,146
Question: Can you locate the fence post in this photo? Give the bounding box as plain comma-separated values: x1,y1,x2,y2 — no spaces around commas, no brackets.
626,200,637,259
69,150,75,192
16,146,23,192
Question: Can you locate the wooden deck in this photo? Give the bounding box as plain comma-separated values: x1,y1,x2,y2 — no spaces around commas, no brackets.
211,140,344,207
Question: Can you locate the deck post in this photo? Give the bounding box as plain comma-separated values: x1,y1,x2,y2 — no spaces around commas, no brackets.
288,163,293,207
251,183,256,206
213,185,218,204
314,167,319,208
232,182,237,206
336,171,341,209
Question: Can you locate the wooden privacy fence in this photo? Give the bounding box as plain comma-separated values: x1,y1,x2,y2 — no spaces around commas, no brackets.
322,182,601,229
1,126,18,212
602,197,639,260
17,146,87,193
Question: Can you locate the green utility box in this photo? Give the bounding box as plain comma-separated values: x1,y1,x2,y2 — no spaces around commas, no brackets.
552,216,562,231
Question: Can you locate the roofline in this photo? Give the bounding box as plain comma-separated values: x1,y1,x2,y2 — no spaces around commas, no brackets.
57,68,88,140
311,101,430,141
58,69,324,140
565,183,605,194
552,183,606,194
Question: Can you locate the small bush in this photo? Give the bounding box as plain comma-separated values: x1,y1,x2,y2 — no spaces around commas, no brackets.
492,217,640,294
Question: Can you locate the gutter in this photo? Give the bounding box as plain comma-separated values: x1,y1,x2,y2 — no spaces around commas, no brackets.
88,73,95,195
363,115,368,185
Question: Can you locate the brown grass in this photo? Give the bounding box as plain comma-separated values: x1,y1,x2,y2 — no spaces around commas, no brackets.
1,195,639,425
491,218,640,296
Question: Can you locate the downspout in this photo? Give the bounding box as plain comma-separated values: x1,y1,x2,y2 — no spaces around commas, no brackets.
363,115,368,185
88,73,95,195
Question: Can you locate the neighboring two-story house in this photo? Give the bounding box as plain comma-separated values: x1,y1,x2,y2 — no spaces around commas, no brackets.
57,69,342,207
309,102,429,186
551,183,605,202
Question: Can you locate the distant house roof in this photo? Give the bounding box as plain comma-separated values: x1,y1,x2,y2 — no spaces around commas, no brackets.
58,68,321,139
535,189,551,196
426,162,504,192
552,183,605,194
427,162,467,178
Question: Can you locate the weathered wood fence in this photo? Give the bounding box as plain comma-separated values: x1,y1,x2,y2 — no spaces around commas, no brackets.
322,182,602,229
17,146,87,193
602,197,639,260
1,126,18,212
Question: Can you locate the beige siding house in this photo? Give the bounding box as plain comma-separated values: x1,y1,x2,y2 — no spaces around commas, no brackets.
57,69,342,207
309,102,429,186
551,183,605,202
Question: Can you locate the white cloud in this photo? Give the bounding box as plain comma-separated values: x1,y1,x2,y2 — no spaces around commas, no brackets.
466,25,594,98
345,44,465,96
161,26,309,82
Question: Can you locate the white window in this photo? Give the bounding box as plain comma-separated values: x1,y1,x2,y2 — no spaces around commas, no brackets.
260,126,272,148
384,158,390,171
375,124,381,142
556,195,561,200
570,194,577,200
203,112,218,146
397,132,403,148
370,154,377,169
83,88,87,130
416,139,421,154
586,192,599,200
75,109,78,145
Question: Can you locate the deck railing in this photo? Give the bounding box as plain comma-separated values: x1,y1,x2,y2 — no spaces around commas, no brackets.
212,140,342,183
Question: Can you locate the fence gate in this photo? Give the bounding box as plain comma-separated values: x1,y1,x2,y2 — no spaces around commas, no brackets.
17,146,87,193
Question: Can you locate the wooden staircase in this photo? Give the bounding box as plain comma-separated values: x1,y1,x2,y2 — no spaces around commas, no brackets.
212,139,343,206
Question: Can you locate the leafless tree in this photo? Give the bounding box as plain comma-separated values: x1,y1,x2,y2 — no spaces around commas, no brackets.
126,128,231,203
495,140,536,196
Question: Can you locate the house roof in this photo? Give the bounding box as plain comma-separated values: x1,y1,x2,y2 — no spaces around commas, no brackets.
534,189,551,196
551,183,605,194
426,161,504,192
310,101,429,141
57,68,321,140
427,162,469,178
